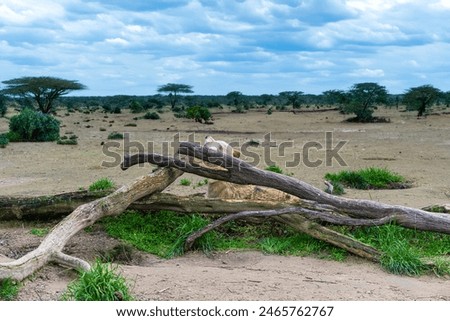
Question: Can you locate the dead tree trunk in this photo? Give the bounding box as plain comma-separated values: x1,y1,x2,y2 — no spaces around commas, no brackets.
1,192,448,221
122,142,450,234
0,168,183,281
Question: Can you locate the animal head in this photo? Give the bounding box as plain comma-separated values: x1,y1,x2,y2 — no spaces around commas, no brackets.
203,135,240,158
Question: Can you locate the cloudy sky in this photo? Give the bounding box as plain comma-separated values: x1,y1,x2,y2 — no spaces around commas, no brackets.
0,0,449,96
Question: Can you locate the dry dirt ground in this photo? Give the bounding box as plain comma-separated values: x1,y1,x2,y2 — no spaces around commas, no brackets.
1,107,450,300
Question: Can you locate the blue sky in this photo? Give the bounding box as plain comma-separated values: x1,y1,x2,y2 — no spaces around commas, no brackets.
0,0,449,96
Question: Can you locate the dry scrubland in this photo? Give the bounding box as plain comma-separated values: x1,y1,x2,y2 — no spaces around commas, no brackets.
1,106,450,300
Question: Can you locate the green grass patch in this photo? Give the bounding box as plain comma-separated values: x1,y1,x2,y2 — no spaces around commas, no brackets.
179,178,192,186
102,211,346,260
30,227,49,237
103,211,215,258
102,210,450,276
62,260,133,301
265,164,284,174
348,224,450,275
89,178,115,192
0,279,20,301
325,167,409,189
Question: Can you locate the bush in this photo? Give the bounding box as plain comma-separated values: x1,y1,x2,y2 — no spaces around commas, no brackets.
186,106,212,123
112,107,121,114
63,260,133,301
143,111,160,120
129,100,143,113
9,108,60,142
57,138,78,145
0,134,9,148
0,95,7,117
108,132,124,140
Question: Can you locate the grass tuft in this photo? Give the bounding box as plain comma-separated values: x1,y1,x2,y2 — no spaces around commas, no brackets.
325,167,408,189
179,178,192,186
30,227,49,237
63,260,133,301
265,164,284,174
88,178,115,192
0,279,20,301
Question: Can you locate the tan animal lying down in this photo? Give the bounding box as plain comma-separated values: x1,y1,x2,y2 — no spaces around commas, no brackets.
204,136,298,202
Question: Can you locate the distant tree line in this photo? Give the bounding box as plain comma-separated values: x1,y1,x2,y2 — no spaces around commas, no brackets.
0,77,449,122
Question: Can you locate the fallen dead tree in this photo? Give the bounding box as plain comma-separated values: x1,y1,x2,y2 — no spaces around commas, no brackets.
1,191,448,221
1,141,449,281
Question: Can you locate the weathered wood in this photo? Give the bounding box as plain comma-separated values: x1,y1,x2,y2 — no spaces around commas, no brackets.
122,142,450,234
0,168,183,281
0,192,307,220
185,207,382,261
2,190,448,221
0,190,111,220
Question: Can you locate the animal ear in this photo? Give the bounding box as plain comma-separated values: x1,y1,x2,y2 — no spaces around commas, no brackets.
204,136,215,144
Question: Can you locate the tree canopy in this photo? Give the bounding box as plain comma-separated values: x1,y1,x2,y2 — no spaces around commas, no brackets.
157,83,193,110
279,91,304,109
343,82,388,122
403,85,442,117
1,76,86,113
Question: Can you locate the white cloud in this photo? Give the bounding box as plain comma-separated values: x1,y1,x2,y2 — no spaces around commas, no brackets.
350,68,385,78
105,37,129,46
0,0,449,95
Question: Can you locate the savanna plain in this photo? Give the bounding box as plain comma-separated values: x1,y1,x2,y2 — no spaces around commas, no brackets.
1,106,449,300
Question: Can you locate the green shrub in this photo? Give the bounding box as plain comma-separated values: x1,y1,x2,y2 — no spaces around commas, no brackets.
129,100,143,113
57,138,78,145
0,134,9,148
143,111,160,120
0,95,7,117
0,278,20,300
108,132,124,140
63,260,133,301
89,178,115,191
325,167,408,189
112,107,121,114
9,108,60,142
185,106,212,123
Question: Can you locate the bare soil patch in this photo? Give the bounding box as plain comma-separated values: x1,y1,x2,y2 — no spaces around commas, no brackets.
1,108,450,300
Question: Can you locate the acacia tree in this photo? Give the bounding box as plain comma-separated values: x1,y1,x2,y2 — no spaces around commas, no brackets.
343,82,388,122
322,90,349,111
1,76,86,113
403,85,442,117
157,83,193,110
279,91,304,109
